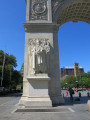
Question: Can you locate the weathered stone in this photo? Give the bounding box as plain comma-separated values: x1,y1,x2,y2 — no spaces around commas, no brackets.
19,0,90,107
87,100,90,112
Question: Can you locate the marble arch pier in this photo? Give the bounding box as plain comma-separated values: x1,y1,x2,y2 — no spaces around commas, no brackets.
19,0,90,107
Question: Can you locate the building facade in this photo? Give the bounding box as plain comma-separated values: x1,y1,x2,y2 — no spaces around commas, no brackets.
87,71,90,74
60,63,84,79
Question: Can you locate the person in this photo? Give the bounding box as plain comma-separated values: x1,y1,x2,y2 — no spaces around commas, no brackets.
76,87,78,92
66,90,68,97
66,90,68,102
68,87,74,102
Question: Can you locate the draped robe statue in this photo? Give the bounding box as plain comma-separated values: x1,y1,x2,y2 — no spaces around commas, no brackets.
29,39,50,74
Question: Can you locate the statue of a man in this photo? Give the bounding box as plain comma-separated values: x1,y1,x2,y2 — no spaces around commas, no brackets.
35,49,47,74
30,39,50,74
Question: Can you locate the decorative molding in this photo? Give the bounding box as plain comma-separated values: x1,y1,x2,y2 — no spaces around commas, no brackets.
27,74,50,81
24,23,60,32
28,38,50,54
30,0,48,20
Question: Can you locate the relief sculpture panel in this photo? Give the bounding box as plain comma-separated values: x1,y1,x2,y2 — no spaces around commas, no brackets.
28,39,50,74
30,0,48,20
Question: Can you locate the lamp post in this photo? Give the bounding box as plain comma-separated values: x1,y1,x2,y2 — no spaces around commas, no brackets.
10,65,13,82
1,53,5,87
75,80,78,92
76,80,78,87
66,83,67,89
0,55,2,87
80,75,83,91
0,77,1,87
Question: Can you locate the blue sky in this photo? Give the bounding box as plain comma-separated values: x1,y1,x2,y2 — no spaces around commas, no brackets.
0,1,90,72
58,21,90,72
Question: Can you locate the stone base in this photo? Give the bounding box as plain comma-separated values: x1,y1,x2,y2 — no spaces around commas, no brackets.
19,74,52,107
19,94,65,107
51,95,65,106
15,107,70,113
87,100,90,112
19,96,52,107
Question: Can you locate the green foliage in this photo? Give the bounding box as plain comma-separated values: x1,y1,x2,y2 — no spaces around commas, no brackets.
12,70,23,85
0,50,4,65
0,50,17,67
61,73,90,88
0,50,22,89
9,71,23,89
77,73,90,88
61,76,76,88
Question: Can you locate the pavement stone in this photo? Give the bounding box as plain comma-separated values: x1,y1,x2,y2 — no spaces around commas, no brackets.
0,91,90,120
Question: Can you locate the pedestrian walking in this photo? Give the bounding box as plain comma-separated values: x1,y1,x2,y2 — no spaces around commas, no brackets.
68,87,74,102
66,90,69,102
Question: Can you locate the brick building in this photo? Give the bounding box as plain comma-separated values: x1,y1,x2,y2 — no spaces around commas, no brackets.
60,63,84,79
87,71,90,73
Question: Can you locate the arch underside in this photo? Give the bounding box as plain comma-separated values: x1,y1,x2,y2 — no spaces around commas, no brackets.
55,0,90,25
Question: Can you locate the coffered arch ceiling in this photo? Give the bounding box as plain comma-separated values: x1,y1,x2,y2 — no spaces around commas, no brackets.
52,0,90,25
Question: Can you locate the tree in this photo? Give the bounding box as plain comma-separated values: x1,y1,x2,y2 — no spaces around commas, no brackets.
61,80,66,89
12,70,23,85
0,50,17,67
61,73,90,89
0,50,22,88
64,76,76,88
0,50,4,65
77,73,90,88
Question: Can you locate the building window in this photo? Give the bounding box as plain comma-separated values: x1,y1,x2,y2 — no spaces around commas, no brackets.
70,70,72,75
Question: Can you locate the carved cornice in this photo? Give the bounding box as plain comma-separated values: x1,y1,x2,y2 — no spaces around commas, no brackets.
24,23,60,32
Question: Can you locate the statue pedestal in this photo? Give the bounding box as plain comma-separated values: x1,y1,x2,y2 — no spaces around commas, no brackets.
19,74,52,107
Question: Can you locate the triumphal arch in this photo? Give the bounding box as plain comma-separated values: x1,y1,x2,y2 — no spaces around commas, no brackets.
19,0,90,107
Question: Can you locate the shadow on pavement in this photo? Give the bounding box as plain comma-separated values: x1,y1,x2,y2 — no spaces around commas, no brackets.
0,92,22,97
64,96,90,105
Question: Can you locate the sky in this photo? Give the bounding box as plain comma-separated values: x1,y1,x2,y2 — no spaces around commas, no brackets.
0,0,90,72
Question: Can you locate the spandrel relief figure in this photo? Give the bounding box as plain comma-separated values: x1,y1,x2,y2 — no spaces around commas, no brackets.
29,39,50,74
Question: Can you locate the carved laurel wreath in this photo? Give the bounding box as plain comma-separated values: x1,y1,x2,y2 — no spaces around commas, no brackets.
31,0,47,15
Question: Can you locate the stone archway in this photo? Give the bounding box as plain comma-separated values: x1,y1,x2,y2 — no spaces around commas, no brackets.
53,0,90,24
19,0,90,107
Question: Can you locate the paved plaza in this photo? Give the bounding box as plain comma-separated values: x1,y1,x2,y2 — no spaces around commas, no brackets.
0,91,89,120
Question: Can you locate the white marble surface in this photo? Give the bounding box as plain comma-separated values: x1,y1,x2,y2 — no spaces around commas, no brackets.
19,0,65,107
88,100,90,111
